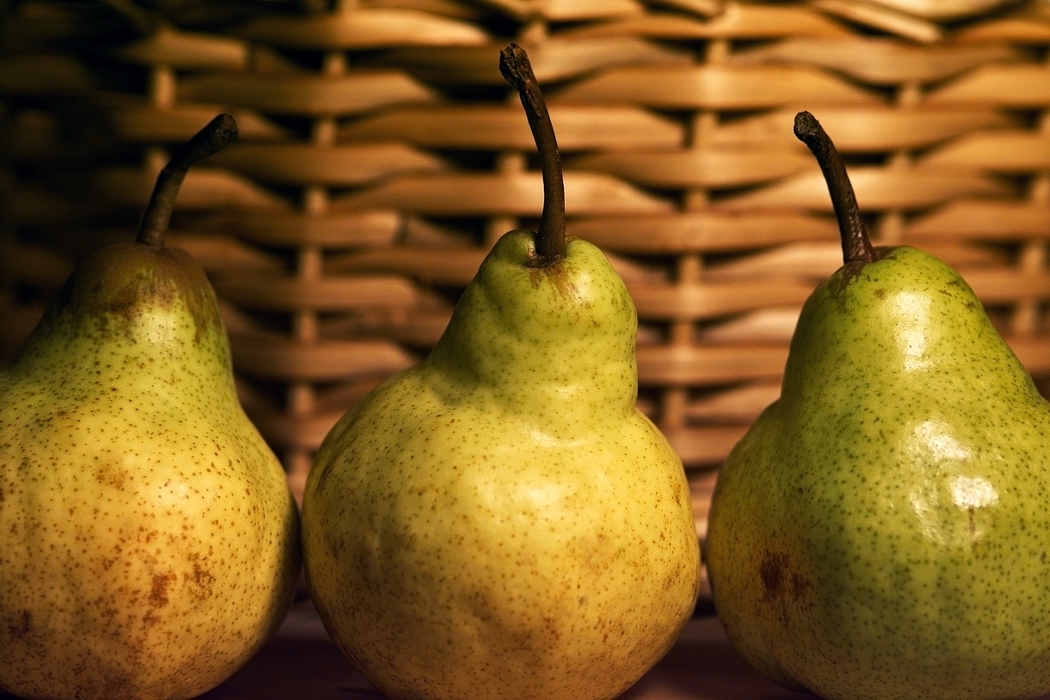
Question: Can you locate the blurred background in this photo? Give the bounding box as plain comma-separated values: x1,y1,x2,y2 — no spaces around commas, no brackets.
2,0,1049,583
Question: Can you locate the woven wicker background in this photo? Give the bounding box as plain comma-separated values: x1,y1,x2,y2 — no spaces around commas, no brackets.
3,0,1050,555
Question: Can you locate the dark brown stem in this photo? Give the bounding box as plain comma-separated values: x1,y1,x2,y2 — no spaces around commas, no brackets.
136,113,239,249
793,111,874,265
499,43,566,265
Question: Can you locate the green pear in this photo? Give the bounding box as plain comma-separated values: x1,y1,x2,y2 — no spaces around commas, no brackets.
301,44,700,700
0,115,301,700
705,111,1050,700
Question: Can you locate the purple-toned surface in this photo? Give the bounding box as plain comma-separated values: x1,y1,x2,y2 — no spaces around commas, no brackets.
197,602,811,700
4,602,1050,700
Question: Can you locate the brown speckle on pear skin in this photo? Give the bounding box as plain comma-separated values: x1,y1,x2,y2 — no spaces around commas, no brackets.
149,573,174,608
96,464,128,491
760,551,788,600
7,610,31,640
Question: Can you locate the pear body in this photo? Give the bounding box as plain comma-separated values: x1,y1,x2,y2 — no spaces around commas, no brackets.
302,231,700,700
0,244,301,700
706,246,1050,700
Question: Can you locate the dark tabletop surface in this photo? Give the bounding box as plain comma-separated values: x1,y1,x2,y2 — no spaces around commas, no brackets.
196,602,812,700
5,602,1050,700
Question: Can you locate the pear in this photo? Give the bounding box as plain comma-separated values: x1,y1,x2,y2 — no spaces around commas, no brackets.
705,110,1050,700
0,114,301,700
301,44,700,700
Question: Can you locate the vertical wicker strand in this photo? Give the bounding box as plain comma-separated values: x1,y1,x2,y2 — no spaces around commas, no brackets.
142,60,178,211
283,47,345,498
878,80,922,246
487,151,524,247
1012,107,1050,337
660,38,728,437
679,40,730,597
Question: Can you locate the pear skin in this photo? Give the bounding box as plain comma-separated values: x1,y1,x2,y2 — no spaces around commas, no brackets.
705,112,1050,700
0,115,300,700
303,230,700,700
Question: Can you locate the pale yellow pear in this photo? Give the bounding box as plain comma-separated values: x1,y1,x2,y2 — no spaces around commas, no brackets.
0,115,300,700
303,230,700,700
301,45,700,700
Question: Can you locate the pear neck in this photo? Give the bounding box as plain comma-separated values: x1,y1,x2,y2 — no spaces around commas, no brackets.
12,248,236,406
427,233,638,436
782,246,1037,409
35,244,227,354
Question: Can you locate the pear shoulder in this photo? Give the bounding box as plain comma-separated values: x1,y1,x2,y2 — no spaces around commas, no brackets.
37,243,224,344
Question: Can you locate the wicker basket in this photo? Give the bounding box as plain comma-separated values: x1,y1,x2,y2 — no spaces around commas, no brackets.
3,0,1050,558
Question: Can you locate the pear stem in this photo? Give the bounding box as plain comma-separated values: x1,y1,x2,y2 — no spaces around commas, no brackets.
793,111,874,265
136,113,239,250
499,43,566,265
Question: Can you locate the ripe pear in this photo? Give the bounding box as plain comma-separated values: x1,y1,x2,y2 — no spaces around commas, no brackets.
0,114,301,700
705,111,1050,700
301,44,700,700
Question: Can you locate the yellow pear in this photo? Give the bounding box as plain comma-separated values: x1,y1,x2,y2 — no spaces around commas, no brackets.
301,45,700,700
0,115,301,700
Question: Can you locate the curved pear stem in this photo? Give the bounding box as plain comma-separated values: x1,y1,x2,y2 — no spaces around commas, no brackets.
136,113,239,249
793,111,874,265
499,43,566,265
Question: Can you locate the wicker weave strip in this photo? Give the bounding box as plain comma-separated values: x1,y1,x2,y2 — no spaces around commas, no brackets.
178,71,440,116
340,104,685,150
235,9,491,49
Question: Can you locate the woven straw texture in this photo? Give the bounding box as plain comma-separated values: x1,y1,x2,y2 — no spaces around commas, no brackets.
3,0,1050,545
